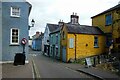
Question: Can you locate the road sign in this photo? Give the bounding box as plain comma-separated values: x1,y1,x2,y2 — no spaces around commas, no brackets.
21,38,28,45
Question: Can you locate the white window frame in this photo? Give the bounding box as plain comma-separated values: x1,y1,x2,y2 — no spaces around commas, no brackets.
10,28,19,45
69,38,74,48
10,7,20,17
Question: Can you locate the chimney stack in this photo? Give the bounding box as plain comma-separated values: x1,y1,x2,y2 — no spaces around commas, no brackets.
70,12,79,24
58,19,64,26
36,31,40,35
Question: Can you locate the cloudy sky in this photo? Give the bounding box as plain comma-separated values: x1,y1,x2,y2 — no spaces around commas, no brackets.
27,0,120,37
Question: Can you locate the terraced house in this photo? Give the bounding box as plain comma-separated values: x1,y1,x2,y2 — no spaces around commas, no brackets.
43,23,59,56
91,3,120,53
0,0,32,63
32,32,43,51
61,14,106,62
49,21,64,59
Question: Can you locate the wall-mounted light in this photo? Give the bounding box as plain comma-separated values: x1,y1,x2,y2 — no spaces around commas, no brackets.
31,19,35,27
29,19,35,30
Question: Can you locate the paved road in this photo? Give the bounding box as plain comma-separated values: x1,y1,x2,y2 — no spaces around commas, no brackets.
29,50,95,79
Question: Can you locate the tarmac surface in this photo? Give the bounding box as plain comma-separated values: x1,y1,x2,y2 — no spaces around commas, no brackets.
0,50,120,80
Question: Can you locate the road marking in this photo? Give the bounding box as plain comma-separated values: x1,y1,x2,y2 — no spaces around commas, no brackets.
31,57,41,79
32,54,37,56
31,61,35,79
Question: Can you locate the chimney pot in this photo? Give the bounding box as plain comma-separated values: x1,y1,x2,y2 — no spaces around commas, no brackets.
75,13,77,15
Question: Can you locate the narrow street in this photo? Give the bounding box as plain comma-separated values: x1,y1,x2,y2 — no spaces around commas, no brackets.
29,50,95,79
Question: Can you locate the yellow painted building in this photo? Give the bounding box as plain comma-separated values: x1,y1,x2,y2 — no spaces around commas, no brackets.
61,23,106,62
91,4,120,52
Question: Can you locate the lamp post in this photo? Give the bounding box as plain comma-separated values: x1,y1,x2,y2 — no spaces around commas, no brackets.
29,19,35,30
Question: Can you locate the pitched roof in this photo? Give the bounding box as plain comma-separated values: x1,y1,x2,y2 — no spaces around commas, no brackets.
47,23,59,32
26,2,32,16
91,4,120,18
65,23,104,35
50,26,62,34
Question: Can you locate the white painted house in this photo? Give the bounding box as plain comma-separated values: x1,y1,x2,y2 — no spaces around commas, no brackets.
43,23,59,56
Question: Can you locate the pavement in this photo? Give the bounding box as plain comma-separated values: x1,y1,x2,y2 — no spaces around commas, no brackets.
0,51,120,80
1,58,34,79
62,63,120,80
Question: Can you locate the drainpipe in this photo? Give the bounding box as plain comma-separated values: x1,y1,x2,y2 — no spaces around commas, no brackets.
74,34,77,60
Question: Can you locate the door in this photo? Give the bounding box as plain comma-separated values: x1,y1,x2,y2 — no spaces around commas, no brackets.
53,45,55,58
62,46,66,62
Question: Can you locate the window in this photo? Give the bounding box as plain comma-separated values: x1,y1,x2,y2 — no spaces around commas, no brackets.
51,35,53,43
11,7,20,17
50,47,52,55
56,48,58,56
106,33,112,47
94,36,98,48
105,14,112,26
10,28,19,45
62,31,65,40
56,34,58,44
69,38,74,48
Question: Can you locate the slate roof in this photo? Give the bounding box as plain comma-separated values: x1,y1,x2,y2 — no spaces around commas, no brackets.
91,4,120,18
65,23,104,35
47,23,59,32
50,26,62,34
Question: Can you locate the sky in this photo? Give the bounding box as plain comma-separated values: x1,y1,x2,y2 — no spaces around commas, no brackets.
27,0,120,37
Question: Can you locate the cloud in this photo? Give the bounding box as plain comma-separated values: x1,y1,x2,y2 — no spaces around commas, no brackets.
27,0,119,37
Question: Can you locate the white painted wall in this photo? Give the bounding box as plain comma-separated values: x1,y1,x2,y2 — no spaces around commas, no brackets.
43,25,50,46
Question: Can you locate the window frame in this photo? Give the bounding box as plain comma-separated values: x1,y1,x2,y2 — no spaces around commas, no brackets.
105,33,112,47
10,7,20,17
56,34,58,44
62,31,65,40
105,14,112,26
10,28,19,45
69,38,74,48
94,36,99,48
56,48,58,56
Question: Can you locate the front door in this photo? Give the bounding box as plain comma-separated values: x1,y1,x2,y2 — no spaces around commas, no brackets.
53,45,55,58
62,46,66,62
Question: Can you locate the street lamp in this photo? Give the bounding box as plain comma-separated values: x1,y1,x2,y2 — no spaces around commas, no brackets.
31,19,35,27
29,19,35,30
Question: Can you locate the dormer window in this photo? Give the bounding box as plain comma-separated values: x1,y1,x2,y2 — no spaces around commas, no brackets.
10,7,20,17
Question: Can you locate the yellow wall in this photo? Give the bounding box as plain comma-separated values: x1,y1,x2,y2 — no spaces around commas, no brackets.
66,34,106,62
92,12,112,33
61,25,68,46
61,25,68,61
92,10,120,50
